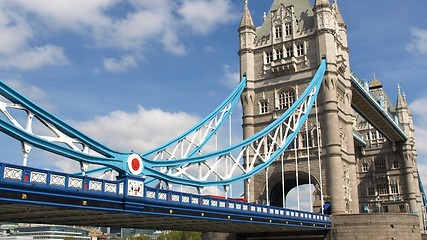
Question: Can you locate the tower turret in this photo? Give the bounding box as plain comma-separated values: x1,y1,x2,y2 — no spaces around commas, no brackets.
239,0,256,202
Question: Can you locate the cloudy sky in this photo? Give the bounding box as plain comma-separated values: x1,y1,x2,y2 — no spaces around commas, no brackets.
0,0,426,207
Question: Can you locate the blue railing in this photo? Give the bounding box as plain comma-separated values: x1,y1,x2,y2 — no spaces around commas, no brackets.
350,71,407,140
0,162,330,225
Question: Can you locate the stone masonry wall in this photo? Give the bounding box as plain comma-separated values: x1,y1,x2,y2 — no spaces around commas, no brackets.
329,213,421,240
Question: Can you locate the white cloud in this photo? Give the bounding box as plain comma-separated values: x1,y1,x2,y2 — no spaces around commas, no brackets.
410,97,427,157
74,106,201,153
0,7,33,54
222,64,240,89
406,27,427,56
0,0,238,71
0,45,69,70
409,96,427,196
103,55,138,72
178,0,239,35
3,79,55,111
0,2,70,70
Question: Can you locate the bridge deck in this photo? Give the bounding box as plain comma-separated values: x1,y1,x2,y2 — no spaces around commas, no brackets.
0,163,330,233
0,203,327,233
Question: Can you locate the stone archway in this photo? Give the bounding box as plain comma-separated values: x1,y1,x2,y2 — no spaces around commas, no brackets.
269,171,319,208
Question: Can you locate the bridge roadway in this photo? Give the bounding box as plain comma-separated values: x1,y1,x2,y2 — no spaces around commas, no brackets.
350,72,407,142
0,163,330,235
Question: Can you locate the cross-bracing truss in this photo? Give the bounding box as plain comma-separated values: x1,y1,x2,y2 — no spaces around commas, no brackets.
0,59,326,189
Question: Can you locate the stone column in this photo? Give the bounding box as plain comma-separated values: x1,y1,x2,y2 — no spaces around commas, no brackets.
321,75,346,214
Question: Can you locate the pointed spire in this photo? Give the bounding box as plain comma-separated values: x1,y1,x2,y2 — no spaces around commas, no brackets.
239,0,255,30
332,0,345,27
396,84,407,109
315,0,330,7
369,73,383,89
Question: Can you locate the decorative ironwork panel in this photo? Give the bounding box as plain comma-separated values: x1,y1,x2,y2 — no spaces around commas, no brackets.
104,183,117,193
182,195,190,203
191,197,199,205
219,201,225,208
158,192,167,200
127,180,144,197
89,181,102,191
4,167,22,180
146,190,156,199
68,177,83,189
171,194,180,202
211,200,218,207
202,199,209,206
50,174,66,186
30,171,47,184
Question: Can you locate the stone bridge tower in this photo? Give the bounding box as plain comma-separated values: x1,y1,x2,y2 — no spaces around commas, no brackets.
239,0,424,224
239,0,359,214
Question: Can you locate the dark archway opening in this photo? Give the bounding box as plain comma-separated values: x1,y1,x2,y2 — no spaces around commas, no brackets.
269,171,319,209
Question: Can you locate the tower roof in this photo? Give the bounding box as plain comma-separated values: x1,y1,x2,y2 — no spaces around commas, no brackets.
332,1,345,27
239,0,255,30
255,0,314,38
396,84,408,109
314,0,330,7
369,73,383,89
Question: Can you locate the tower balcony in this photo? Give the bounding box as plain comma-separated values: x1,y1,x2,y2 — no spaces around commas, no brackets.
264,56,297,75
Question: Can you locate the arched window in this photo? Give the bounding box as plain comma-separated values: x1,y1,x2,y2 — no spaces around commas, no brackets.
278,89,296,110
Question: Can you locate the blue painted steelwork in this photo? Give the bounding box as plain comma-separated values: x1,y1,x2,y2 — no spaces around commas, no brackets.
350,71,408,141
0,59,325,188
143,77,247,159
141,59,326,187
0,162,331,229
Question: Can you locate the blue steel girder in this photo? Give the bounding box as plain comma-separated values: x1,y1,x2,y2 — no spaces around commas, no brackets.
0,58,326,188
350,72,407,142
141,59,326,187
0,77,245,178
0,162,331,233
142,77,247,160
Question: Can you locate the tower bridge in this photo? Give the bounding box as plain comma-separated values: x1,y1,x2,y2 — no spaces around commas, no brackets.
0,0,425,239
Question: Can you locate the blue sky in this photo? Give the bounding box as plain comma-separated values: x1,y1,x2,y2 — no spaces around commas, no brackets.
0,0,427,207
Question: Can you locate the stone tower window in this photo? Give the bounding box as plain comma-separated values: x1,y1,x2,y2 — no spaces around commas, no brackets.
278,89,295,110
285,23,292,36
392,159,399,169
265,51,273,63
367,185,375,196
296,43,305,56
301,130,313,148
377,182,388,195
361,162,368,172
374,158,387,171
286,46,293,58
275,48,283,60
259,100,269,114
275,25,282,39
390,180,399,194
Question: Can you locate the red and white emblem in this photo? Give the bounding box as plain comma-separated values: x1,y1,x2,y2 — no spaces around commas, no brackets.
127,153,143,175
